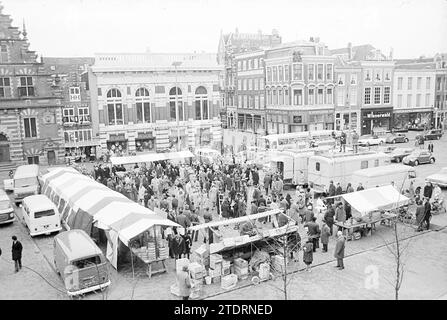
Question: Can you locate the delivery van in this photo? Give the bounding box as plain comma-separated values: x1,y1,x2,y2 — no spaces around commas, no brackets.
270,150,316,186
0,189,15,225
308,152,391,192
350,164,417,191
21,194,62,236
13,164,40,206
53,230,111,297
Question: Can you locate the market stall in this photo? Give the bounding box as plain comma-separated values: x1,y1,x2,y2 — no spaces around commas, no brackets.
334,185,409,240
40,167,180,270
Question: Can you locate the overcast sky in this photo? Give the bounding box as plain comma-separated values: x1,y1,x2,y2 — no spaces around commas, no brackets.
1,0,446,58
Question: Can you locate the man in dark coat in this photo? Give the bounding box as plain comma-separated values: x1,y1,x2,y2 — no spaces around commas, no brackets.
423,197,432,230
423,182,433,199
304,217,320,252
252,169,259,186
327,181,336,205
334,231,345,270
335,183,343,196
324,203,335,235
221,198,231,219
176,211,191,229
415,200,425,231
257,195,267,207
320,220,331,252
11,236,23,272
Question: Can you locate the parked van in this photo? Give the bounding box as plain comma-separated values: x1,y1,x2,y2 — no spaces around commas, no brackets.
13,164,40,205
21,194,62,236
0,189,15,225
270,150,316,186
350,164,417,191
53,229,111,297
308,152,391,192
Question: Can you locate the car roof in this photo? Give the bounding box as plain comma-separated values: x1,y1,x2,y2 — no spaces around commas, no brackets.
22,195,56,211
0,190,10,201
54,230,102,261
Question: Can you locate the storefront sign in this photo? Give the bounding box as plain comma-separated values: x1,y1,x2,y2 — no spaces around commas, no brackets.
109,133,126,141
364,112,391,119
137,132,154,139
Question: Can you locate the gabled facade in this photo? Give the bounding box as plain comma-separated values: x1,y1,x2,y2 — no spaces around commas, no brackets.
0,4,63,167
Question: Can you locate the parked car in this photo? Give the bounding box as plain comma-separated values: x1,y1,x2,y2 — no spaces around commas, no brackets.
389,147,414,163
402,150,435,166
426,167,447,188
358,135,386,147
408,123,426,131
385,133,409,144
423,129,443,140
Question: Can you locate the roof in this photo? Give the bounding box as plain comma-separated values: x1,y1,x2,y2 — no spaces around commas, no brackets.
330,44,388,61
55,229,102,261
352,164,414,177
14,164,39,179
0,189,9,201
22,195,55,211
44,57,95,66
311,152,389,163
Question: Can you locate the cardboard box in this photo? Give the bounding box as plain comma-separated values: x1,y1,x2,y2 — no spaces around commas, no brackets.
212,276,221,284
194,245,209,258
210,254,223,269
234,258,248,268
209,266,222,277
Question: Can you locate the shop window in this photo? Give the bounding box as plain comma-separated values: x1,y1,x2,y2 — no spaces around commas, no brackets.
316,162,320,171
0,77,11,98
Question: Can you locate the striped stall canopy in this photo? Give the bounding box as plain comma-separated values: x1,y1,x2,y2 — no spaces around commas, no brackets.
39,167,179,269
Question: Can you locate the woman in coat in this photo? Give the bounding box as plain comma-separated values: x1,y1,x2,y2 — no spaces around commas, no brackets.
177,265,192,300
302,239,313,272
320,220,331,252
415,200,425,231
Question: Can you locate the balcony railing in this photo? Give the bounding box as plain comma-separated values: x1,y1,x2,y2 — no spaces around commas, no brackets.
63,115,91,125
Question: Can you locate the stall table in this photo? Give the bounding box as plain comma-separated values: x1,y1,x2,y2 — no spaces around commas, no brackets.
131,248,168,278
334,213,397,239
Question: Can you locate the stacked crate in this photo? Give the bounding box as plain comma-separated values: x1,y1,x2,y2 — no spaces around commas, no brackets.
233,258,249,280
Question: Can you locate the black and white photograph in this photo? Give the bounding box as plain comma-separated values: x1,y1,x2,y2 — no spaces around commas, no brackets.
0,0,446,305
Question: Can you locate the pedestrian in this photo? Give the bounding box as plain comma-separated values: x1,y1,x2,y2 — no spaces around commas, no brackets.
346,183,354,193
177,265,192,300
423,182,433,199
304,216,320,252
334,231,346,270
335,183,343,196
356,183,364,191
11,236,23,273
303,238,314,272
335,201,346,225
423,197,432,230
352,130,359,153
321,220,331,252
340,131,347,152
324,203,335,236
415,200,425,232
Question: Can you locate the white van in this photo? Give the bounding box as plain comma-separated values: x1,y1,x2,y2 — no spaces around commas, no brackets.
350,164,417,191
308,152,391,192
270,150,316,186
21,194,62,236
13,164,40,205
0,189,15,225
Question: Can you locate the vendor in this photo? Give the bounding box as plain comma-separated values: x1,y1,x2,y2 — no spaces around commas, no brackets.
239,220,256,236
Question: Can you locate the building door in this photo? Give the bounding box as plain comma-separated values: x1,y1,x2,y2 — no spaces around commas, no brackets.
47,150,56,165
0,134,10,162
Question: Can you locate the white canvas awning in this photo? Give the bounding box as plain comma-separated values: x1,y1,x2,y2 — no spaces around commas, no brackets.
110,150,194,165
341,185,410,215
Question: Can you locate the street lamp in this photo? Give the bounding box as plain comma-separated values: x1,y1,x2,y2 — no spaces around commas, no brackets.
172,61,182,151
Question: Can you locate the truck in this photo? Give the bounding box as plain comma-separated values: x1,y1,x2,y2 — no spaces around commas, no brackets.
269,150,316,186
350,164,416,191
308,152,391,192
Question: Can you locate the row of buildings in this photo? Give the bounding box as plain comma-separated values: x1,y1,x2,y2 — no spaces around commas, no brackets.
0,4,446,168
218,29,447,149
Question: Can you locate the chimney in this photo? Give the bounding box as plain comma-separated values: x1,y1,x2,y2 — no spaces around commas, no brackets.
348,42,353,60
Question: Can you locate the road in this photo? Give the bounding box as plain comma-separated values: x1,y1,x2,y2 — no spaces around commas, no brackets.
0,130,446,300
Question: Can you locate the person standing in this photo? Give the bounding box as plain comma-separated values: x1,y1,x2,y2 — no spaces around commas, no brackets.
304,217,320,252
177,265,192,300
415,200,425,232
423,197,432,230
335,183,343,196
303,238,314,272
340,131,347,152
320,220,331,252
356,183,365,191
352,130,359,153
11,236,23,273
335,202,346,226
334,231,346,270
346,183,354,193
324,203,335,236
423,182,433,199
327,181,336,205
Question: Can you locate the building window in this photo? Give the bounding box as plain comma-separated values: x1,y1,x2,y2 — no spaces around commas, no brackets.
260,78,264,88
292,63,303,81
416,94,421,107
267,89,272,105
407,94,412,108
337,74,345,86
18,77,34,97
337,89,345,106
317,88,324,104
267,67,272,83
250,59,254,69
317,64,324,81
284,65,289,81
169,87,183,121
374,159,379,167
27,156,39,165
278,66,284,82
78,106,90,122
308,64,315,81
195,86,209,120
284,89,289,105
326,64,333,81
397,95,403,108
364,88,371,105
69,87,81,102
426,77,431,90
408,77,413,90
365,69,372,81
24,118,37,138
63,108,75,123
425,93,430,106
398,77,403,90
255,95,259,108
293,89,303,105
0,77,11,98
238,80,241,91
247,79,252,91
417,77,422,90
316,162,320,171
135,87,151,123
254,59,259,69
107,89,123,125
374,87,381,104
326,88,333,104
272,89,277,105
272,67,278,82
308,88,315,105
350,74,357,85
0,44,8,62
384,86,390,104
243,60,246,70
361,160,368,169
350,88,357,106
278,89,284,104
